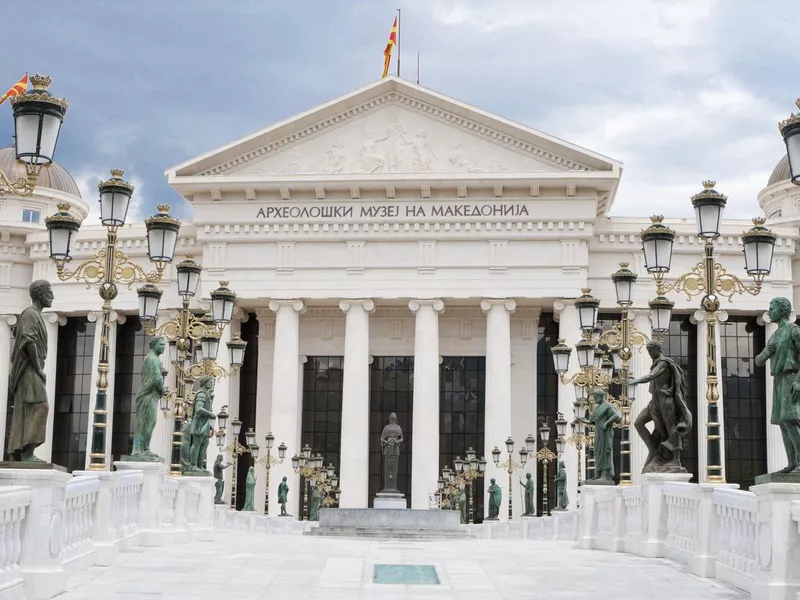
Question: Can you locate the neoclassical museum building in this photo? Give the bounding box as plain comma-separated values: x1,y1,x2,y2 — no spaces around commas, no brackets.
1,77,797,519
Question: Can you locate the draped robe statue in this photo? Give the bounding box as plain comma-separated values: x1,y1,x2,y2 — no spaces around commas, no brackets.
380,412,403,493
213,454,232,504
243,466,256,511
487,478,502,520
555,461,569,510
590,388,622,483
520,472,535,515
310,482,321,521
131,336,166,460
8,280,53,462
185,376,215,473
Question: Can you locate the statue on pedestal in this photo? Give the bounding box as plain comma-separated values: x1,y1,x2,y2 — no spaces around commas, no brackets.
8,280,53,462
458,486,467,524
278,476,290,516
309,482,321,521
755,297,800,475
185,376,215,474
243,466,256,511
130,336,167,461
379,412,403,494
629,340,692,473
589,388,622,483
487,478,501,520
213,454,232,504
520,472,535,516
555,460,569,510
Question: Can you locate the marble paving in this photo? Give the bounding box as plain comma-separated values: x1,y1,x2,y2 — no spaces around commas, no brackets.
58,531,748,600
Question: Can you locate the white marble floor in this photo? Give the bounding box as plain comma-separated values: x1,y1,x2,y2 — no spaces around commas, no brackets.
59,532,748,600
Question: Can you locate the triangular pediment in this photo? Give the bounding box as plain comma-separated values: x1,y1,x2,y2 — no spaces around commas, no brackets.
168,77,620,180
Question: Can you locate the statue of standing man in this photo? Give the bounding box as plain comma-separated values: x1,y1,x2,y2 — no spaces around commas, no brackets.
185,376,215,474
519,472,535,516
755,297,800,475
486,478,502,520
589,388,622,483
8,280,53,462
130,336,167,461
379,412,403,494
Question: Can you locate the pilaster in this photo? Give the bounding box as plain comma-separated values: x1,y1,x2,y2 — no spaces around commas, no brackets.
253,310,274,513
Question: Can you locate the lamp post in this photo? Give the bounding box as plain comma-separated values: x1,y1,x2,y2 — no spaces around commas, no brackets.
1,74,67,197
291,445,337,521
46,176,180,471
217,416,250,509
535,424,558,516
138,254,246,478
568,403,589,508
779,99,800,185
248,432,287,515
448,448,487,523
491,437,528,521
639,183,776,484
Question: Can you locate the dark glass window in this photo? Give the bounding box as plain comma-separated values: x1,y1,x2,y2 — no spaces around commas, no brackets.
661,315,699,482
721,316,767,490
369,357,414,506
537,312,559,515
111,317,148,463
440,356,485,523
234,316,259,510
301,356,344,468
52,317,96,472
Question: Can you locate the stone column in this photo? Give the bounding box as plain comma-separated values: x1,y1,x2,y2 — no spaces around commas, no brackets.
34,312,64,463
253,311,274,514
694,309,728,483
338,299,375,508
629,309,653,483
481,299,516,521
151,310,177,462
554,300,581,507
759,311,789,474
0,314,17,458
267,300,304,517
408,299,444,509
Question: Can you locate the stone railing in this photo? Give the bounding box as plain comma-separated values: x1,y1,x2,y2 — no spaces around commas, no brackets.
61,476,100,572
578,474,800,600
160,477,179,527
112,470,143,547
0,486,31,598
185,481,202,529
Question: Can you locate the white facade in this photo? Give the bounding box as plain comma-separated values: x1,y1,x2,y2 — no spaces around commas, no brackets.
1,77,797,517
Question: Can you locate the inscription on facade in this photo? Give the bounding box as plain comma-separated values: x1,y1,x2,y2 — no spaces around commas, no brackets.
255,202,530,221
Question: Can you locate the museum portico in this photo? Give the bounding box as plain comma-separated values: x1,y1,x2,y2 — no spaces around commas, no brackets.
2,76,798,520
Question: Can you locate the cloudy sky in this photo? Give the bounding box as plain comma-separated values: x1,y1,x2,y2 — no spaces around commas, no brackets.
2,0,795,221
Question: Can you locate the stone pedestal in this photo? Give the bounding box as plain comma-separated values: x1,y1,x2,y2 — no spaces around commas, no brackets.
374,492,406,509
0,468,70,599
552,510,579,541
73,470,118,567
172,478,190,544
689,483,738,578
750,482,800,600
196,476,216,542
639,472,692,558
115,461,165,547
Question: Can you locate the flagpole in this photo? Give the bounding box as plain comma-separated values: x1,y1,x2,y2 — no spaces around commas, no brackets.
416,51,420,84
396,8,401,78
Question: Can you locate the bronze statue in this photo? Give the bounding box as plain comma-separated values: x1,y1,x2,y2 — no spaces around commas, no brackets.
243,466,256,511
555,460,569,510
185,376,215,473
458,486,467,524
487,478,501,520
278,476,290,516
130,336,167,461
379,412,403,493
309,482,321,521
629,340,692,473
589,388,622,482
213,454,232,504
755,297,800,474
519,472,535,515
8,280,53,462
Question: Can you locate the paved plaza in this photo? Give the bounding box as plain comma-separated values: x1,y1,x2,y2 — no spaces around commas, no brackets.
58,532,747,600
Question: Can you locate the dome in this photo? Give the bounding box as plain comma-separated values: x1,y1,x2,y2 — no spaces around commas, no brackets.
768,155,791,187
0,146,81,197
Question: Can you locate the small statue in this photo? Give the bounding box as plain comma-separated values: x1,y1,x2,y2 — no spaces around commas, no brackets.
519,472,535,516
755,297,800,474
589,388,622,483
309,482,321,521
487,478,502,520
7,280,53,462
449,488,458,511
179,419,192,471
213,454,232,504
243,466,256,511
555,460,569,510
629,341,693,473
380,412,403,493
278,476,290,516
185,376,215,473
458,486,467,524
130,336,167,461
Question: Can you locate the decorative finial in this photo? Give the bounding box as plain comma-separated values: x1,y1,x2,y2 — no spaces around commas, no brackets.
581,288,591,295
702,180,716,190
220,281,229,287
619,261,629,268
110,168,124,179
156,204,171,213
650,215,664,223
56,202,71,213
185,253,194,259
795,98,800,111
29,74,52,91
752,216,767,227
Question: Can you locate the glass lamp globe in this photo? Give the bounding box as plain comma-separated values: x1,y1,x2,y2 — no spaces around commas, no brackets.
575,288,600,332
779,99,800,185
550,339,572,374
175,254,202,298
12,74,67,169
136,283,162,321
691,181,727,239
649,295,675,335
210,281,236,326
98,169,133,228
741,218,777,282
611,262,637,306
45,202,81,263
641,215,675,274
144,204,180,270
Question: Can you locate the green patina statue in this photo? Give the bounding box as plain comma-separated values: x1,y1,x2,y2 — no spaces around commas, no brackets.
130,336,167,461
458,486,467,524
755,297,800,475
278,476,290,516
589,388,622,483
309,482,321,521
520,472,535,515
243,466,256,511
213,454,232,504
555,460,569,510
8,280,53,462
184,376,215,474
487,478,501,520
629,340,693,473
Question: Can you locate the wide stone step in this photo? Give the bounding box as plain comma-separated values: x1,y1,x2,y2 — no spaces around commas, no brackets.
307,526,475,539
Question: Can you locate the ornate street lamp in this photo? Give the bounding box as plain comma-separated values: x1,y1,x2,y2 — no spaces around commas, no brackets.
575,288,600,332
536,422,557,516
292,445,337,521
778,99,800,184
491,438,527,520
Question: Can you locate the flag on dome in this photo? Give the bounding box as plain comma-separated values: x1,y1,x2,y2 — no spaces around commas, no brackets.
0,73,28,105
381,17,398,78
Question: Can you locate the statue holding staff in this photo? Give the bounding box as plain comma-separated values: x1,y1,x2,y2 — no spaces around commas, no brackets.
130,336,167,461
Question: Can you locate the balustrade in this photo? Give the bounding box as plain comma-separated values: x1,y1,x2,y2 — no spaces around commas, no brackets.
62,476,100,570
622,487,643,553
0,486,31,594
712,488,758,592
184,483,202,528
663,483,701,565
112,470,143,544
160,477,179,526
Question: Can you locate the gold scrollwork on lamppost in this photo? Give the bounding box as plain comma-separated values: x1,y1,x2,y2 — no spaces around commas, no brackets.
491,438,528,521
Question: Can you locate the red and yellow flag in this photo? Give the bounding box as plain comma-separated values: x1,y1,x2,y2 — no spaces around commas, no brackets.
381,17,398,78
0,73,28,105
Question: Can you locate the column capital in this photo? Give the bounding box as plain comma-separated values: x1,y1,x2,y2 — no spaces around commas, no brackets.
480,298,516,313
43,311,66,326
232,306,250,322
759,310,796,326
553,299,575,320
88,310,126,324
693,309,729,323
339,299,375,313
268,299,305,314
299,354,308,364
408,299,444,313
254,308,274,322
0,314,17,327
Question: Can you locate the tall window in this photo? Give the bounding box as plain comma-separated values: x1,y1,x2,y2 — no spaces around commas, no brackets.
52,317,96,472
111,317,149,463
440,356,485,522
301,356,344,468
537,312,559,515
661,314,699,481
369,357,414,506
21,208,40,224
720,316,767,490
234,316,259,510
